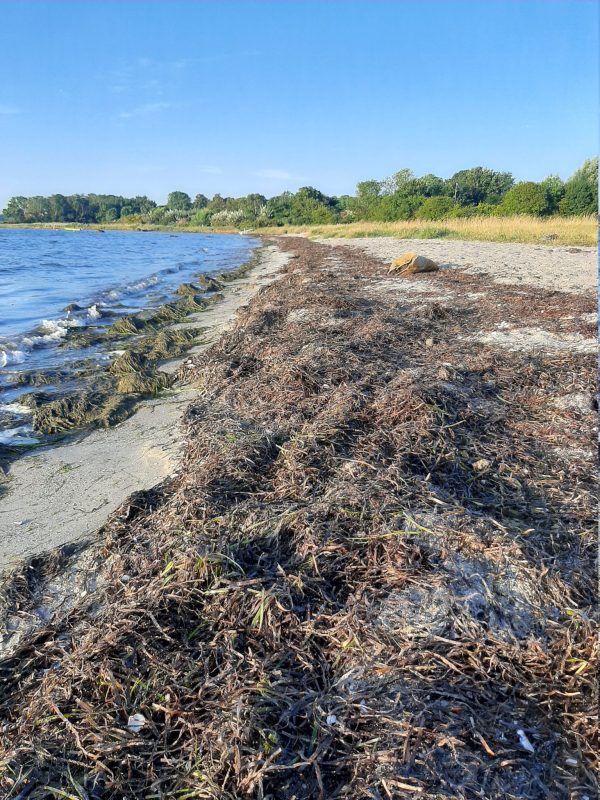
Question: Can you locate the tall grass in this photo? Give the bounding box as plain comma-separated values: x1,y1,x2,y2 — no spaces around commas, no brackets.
258,215,597,247
6,215,597,247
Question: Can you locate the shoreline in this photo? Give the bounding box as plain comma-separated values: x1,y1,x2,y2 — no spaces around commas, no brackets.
0,232,262,468
0,243,289,572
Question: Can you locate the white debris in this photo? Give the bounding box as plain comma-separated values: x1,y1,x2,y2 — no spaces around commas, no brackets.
516,728,535,753
127,713,147,733
326,714,338,726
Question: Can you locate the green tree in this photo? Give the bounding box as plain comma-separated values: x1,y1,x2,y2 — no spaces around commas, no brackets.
414,173,445,197
501,182,550,216
70,194,94,223
193,193,209,209
382,169,415,195
208,193,226,212
239,193,267,221
101,207,119,222
24,196,49,221
132,195,156,213
47,194,74,222
539,175,565,214
416,196,458,220
446,167,514,205
559,158,598,215
3,197,27,222
166,191,192,211
356,180,381,200
289,187,337,224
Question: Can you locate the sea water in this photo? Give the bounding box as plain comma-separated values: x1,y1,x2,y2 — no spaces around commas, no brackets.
0,228,259,445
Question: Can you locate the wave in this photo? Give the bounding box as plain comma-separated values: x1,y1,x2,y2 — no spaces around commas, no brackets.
0,424,38,446
21,316,84,348
101,274,161,304
0,347,26,368
0,402,33,415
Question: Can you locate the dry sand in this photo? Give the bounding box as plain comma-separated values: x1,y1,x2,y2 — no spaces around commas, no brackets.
317,236,597,293
0,244,289,573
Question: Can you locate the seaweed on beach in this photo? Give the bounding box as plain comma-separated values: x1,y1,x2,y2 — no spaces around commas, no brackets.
0,238,596,799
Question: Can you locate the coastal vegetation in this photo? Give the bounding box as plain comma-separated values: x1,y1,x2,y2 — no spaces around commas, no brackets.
259,214,598,247
3,159,597,234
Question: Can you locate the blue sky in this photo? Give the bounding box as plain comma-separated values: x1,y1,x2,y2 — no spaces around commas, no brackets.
0,0,597,207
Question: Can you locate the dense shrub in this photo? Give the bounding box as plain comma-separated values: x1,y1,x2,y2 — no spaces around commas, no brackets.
501,182,551,216
415,196,457,220
561,180,596,215
210,209,246,227
190,209,212,226
557,158,598,215
559,178,597,215
449,203,501,218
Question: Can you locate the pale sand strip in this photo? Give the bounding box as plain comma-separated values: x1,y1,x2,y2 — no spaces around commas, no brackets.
0,244,289,572
316,236,597,293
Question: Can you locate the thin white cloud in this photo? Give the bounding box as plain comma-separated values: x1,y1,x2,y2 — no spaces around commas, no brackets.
109,52,260,94
119,102,171,120
254,169,294,180
0,104,21,115
197,165,222,175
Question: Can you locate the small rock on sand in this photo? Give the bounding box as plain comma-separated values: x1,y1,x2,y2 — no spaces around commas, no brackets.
389,252,439,276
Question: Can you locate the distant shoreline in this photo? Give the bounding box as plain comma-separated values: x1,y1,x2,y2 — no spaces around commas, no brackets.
0,221,240,234
1,214,596,246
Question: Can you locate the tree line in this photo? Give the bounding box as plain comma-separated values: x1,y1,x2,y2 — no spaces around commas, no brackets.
2,159,597,228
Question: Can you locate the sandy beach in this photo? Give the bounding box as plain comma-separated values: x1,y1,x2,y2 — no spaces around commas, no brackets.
316,236,597,293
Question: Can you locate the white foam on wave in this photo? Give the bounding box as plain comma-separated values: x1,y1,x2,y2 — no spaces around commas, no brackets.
0,348,26,368
38,317,82,335
21,316,83,348
126,275,160,293
0,402,32,415
88,304,102,319
0,424,38,445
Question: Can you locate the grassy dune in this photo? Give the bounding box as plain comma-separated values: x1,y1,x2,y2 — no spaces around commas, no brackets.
258,214,598,247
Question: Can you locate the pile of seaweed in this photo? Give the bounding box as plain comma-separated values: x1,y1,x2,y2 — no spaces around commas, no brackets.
0,238,596,799
0,265,254,466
